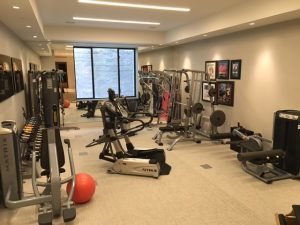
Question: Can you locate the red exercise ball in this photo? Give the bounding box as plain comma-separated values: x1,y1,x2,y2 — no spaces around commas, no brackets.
63,99,71,108
66,173,96,204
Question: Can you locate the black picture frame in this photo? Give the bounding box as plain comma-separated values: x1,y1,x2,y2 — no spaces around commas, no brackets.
202,82,216,103
205,61,217,81
12,58,24,93
217,60,230,80
141,65,152,72
230,59,242,79
216,81,234,106
0,54,14,102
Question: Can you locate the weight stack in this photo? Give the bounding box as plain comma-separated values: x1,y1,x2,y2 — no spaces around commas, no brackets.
273,110,300,175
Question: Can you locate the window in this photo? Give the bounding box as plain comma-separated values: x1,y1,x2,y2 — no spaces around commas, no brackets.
74,47,137,99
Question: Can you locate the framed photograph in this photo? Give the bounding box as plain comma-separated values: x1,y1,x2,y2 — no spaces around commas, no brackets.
216,81,234,106
202,82,216,103
0,54,14,102
230,60,242,79
141,65,152,72
12,58,24,93
217,60,230,80
205,61,217,81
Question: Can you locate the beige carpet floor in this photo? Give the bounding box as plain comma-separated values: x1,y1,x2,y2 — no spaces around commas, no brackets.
1,105,299,225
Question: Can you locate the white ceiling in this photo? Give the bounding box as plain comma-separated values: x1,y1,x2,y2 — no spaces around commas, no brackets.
36,0,245,31
0,0,299,56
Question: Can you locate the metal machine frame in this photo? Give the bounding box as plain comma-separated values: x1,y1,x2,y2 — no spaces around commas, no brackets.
0,121,76,225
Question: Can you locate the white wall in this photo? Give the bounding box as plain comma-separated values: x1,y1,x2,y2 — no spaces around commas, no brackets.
40,55,55,71
139,19,300,139
0,22,41,129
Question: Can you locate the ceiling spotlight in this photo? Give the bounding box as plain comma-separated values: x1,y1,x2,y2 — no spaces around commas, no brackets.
249,22,255,26
78,0,190,12
25,25,32,28
12,6,20,9
203,34,208,37
33,35,38,38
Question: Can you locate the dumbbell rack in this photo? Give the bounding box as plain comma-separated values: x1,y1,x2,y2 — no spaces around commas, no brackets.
19,117,43,178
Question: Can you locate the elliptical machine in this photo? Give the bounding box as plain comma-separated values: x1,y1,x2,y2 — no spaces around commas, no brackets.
98,88,171,178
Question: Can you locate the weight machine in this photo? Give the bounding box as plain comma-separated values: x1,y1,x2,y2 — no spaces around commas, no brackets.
0,118,76,225
153,69,227,151
233,127,291,184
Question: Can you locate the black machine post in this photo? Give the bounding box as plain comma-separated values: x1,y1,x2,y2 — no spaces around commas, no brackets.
41,71,60,127
273,110,300,176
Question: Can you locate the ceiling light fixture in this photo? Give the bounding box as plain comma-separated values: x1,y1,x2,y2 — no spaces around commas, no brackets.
78,0,190,12
249,22,255,26
73,17,160,25
12,6,20,9
66,45,73,48
203,34,208,37
25,25,32,28
33,35,38,38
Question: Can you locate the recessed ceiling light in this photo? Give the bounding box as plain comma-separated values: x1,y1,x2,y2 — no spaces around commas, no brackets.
78,0,190,12
12,6,20,9
66,45,73,48
25,25,32,28
249,22,255,26
175,41,179,44
203,34,208,37
33,35,38,38
73,17,160,25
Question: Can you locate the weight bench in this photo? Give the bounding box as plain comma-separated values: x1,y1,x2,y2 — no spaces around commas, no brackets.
152,124,188,146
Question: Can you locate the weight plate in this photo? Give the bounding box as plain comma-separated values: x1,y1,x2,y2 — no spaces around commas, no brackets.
210,110,226,127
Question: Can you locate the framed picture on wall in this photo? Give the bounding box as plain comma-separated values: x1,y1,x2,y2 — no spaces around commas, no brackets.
230,59,242,79
12,58,24,93
202,82,216,103
141,65,152,72
217,60,230,80
0,54,14,102
216,81,234,106
205,61,217,81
